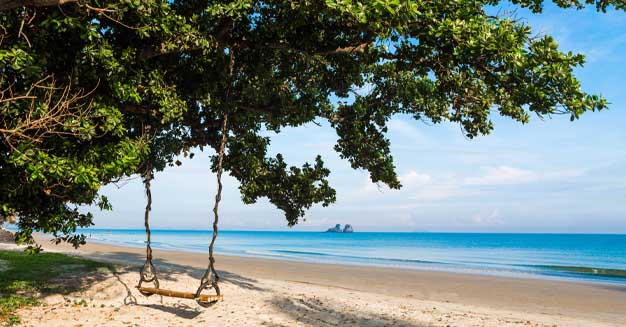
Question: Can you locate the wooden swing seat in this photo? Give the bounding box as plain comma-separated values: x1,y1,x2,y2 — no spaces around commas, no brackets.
136,286,223,302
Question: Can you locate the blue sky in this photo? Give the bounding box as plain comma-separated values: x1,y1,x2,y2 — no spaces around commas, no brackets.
91,3,626,233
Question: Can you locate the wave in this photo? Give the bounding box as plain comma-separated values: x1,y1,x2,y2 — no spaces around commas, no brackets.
536,265,626,279
82,231,626,284
273,251,626,280
273,250,333,257
273,250,443,265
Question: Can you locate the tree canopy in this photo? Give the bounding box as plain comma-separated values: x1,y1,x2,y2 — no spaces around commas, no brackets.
0,0,618,249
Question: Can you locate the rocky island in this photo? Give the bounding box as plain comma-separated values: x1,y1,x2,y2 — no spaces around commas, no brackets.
326,224,354,233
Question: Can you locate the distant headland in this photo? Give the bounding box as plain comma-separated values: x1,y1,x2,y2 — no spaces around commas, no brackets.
325,224,354,233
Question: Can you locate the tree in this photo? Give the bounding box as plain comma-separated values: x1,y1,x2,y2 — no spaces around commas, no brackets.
0,0,618,249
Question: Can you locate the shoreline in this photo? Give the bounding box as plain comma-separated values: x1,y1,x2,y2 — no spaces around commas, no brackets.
6,228,626,284
4,237,625,326
85,237,626,287
78,230,626,287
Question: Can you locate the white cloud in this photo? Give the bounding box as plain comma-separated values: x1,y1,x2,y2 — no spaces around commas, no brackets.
346,164,588,225
469,209,503,226
358,170,466,203
408,184,466,202
386,118,433,147
400,170,432,185
360,181,384,195
403,172,466,202
464,166,537,186
464,166,585,186
543,169,585,180
358,170,432,196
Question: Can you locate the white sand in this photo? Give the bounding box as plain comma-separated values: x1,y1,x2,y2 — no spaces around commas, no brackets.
15,269,614,327
2,240,625,327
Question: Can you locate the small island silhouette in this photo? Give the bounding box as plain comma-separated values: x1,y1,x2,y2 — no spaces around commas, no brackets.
325,224,354,233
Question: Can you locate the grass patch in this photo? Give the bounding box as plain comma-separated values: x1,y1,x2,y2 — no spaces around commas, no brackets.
0,250,112,326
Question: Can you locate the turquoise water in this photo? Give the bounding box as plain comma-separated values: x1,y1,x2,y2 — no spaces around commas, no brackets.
83,229,626,285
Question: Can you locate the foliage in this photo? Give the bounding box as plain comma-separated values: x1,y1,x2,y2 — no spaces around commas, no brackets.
0,250,111,325
0,295,38,326
0,0,618,245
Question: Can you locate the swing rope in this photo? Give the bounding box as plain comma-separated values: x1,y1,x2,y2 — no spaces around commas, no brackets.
194,111,228,306
137,154,225,305
136,49,234,307
195,48,235,307
137,167,160,295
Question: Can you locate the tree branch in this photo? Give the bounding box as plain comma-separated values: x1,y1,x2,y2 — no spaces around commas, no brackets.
0,76,95,150
120,103,155,115
140,38,371,61
0,0,77,11
238,104,343,123
238,40,371,57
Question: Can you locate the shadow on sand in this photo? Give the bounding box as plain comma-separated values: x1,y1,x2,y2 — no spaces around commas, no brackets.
7,248,265,319
87,250,268,318
88,250,266,292
139,303,204,319
268,295,429,327
78,252,266,319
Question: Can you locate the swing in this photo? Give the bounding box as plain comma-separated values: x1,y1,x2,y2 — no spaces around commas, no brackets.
136,50,236,307
135,113,229,307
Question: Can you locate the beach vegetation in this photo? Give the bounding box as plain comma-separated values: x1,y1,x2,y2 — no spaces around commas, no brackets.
0,0,622,249
0,250,111,326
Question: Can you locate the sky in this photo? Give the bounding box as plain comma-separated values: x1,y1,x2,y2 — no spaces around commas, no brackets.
91,3,626,233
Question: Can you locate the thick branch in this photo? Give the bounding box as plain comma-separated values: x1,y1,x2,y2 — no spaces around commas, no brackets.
239,40,371,56
0,0,77,11
238,104,343,123
313,42,369,56
140,39,371,61
120,103,154,115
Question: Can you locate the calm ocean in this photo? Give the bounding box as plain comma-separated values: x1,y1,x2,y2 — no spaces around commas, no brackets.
82,229,626,285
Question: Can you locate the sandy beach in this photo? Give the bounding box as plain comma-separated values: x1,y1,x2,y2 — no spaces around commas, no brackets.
1,239,625,327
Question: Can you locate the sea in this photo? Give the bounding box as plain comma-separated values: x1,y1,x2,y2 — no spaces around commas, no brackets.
78,229,626,285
